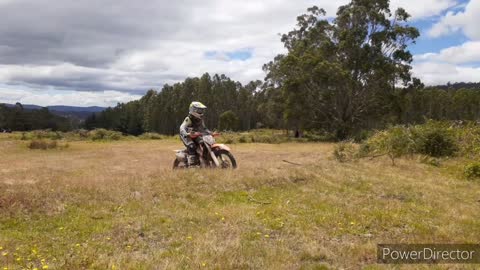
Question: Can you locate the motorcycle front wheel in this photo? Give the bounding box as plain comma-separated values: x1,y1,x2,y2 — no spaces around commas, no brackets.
215,149,237,169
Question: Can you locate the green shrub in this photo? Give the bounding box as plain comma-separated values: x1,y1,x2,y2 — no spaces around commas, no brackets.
464,162,480,180
238,135,249,143
28,139,58,150
363,126,414,165
411,122,457,157
70,129,89,139
139,132,165,140
454,123,480,158
353,130,373,143
33,130,63,140
356,143,373,158
88,129,123,141
20,130,63,141
333,141,357,162
303,131,335,142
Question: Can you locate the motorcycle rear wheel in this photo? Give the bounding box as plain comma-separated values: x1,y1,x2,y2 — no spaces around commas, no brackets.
172,159,185,169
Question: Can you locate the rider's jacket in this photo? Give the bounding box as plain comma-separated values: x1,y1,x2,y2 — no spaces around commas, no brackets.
179,115,210,139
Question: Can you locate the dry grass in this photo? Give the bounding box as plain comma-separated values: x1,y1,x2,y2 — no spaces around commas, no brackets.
0,134,479,269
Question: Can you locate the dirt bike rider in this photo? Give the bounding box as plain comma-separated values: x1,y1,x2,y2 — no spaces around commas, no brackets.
180,101,212,166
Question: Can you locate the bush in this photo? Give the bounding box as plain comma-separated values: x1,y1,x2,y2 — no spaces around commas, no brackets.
69,129,90,139
28,139,61,150
20,130,63,141
353,130,373,143
357,122,459,165
88,129,123,141
33,130,63,140
139,132,165,140
238,135,250,143
464,162,480,180
411,122,457,157
333,141,357,162
363,126,414,165
303,131,335,142
454,123,480,158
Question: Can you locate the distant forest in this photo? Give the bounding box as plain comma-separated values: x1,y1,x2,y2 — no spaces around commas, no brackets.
83,76,480,138
0,103,75,132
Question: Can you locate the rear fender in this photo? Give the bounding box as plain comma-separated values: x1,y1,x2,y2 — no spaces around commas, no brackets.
212,144,231,152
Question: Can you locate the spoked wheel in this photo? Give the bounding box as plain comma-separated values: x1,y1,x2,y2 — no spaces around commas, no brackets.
215,149,237,169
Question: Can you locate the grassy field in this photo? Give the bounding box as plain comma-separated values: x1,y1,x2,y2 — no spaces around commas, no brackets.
0,134,479,269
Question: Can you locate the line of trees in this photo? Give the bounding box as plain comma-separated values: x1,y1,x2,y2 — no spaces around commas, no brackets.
85,74,266,135
0,103,74,131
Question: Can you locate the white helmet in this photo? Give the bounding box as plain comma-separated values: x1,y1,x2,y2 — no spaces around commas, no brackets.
189,101,207,119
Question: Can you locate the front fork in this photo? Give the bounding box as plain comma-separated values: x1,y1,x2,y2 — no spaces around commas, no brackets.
199,143,220,167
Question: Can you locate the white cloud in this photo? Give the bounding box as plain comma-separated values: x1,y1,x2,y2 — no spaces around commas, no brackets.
413,61,480,85
428,0,480,39
391,0,457,18
415,41,480,63
0,87,142,107
413,39,480,85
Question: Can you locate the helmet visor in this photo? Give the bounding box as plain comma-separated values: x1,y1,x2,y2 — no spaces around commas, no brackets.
194,107,205,115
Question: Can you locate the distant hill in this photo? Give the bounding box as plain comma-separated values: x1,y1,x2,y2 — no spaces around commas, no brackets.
1,103,106,120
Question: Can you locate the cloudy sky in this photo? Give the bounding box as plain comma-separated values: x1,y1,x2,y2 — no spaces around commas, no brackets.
0,0,478,107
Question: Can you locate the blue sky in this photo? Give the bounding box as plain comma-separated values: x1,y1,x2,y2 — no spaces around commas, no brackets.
0,0,479,106
409,0,469,54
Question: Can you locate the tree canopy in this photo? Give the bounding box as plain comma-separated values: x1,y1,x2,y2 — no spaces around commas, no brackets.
263,0,420,138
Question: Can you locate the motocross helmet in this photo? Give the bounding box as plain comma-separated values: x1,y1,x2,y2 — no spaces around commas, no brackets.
189,101,207,119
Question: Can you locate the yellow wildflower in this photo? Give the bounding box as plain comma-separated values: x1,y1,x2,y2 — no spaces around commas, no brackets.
2,252,8,256
186,236,192,240
42,265,49,269
264,234,270,238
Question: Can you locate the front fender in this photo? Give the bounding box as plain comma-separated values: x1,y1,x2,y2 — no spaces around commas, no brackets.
212,144,231,152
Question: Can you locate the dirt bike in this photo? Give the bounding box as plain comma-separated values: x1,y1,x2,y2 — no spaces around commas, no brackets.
173,132,237,169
